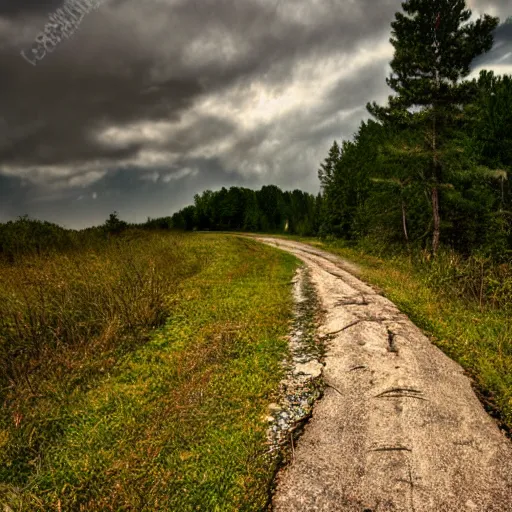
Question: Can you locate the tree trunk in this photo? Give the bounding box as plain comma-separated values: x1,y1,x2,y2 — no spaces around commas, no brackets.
431,37,441,257
431,112,441,256
431,186,440,256
431,96,440,257
401,199,409,243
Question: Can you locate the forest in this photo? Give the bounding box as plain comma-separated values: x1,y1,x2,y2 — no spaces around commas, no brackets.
170,185,321,235
317,68,512,260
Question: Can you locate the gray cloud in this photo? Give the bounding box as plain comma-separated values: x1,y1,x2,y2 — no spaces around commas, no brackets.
473,22,512,68
0,0,510,227
0,0,65,17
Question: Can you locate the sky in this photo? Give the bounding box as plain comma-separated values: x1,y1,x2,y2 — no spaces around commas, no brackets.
0,0,511,228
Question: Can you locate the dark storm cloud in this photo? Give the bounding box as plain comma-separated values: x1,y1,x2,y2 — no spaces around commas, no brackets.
0,0,397,167
0,0,65,17
0,50,203,166
0,0,510,227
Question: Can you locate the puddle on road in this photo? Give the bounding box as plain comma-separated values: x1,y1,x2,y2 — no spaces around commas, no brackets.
266,265,325,457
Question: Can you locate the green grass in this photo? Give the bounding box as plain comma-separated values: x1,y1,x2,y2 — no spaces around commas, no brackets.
0,233,299,511
290,237,512,434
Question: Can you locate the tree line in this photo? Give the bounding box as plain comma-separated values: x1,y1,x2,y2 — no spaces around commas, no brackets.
0,185,322,261
170,185,322,235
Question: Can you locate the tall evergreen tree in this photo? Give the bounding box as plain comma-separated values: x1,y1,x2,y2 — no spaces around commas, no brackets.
367,0,498,255
318,140,341,193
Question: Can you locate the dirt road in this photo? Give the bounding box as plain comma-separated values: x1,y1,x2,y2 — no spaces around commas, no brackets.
255,238,512,512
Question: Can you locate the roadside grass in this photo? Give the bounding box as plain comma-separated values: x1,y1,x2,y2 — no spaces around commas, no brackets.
288,237,512,434
0,234,298,511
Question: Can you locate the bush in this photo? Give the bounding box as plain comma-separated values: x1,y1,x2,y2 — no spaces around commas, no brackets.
0,217,76,261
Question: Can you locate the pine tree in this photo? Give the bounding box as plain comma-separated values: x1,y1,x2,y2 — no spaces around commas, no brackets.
367,0,498,255
318,141,341,192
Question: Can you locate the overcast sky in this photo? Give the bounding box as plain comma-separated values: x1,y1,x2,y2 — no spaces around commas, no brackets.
1,0,511,228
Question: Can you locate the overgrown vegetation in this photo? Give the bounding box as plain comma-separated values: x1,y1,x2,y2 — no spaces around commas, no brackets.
0,234,298,510
0,213,131,262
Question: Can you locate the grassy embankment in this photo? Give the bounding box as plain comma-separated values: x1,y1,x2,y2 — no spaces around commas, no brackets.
0,232,298,511
289,236,512,434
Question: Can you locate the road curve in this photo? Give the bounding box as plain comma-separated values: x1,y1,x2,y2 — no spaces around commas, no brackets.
255,237,512,512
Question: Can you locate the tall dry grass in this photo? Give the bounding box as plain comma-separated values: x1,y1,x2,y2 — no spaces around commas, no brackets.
0,231,206,413
416,250,512,309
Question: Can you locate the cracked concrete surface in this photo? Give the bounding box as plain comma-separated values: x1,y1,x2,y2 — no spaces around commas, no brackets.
255,238,512,512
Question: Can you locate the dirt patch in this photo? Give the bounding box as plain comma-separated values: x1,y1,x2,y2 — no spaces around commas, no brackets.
256,237,512,512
